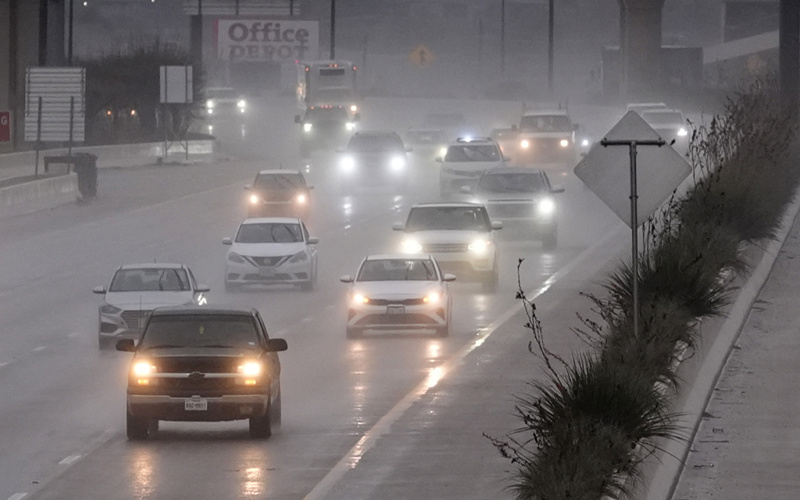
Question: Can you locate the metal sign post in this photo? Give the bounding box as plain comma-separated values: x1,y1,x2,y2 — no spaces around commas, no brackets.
600,138,665,338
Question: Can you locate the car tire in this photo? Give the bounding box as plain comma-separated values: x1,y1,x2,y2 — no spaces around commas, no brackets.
249,403,272,439
346,326,362,339
270,390,282,429
126,410,149,440
542,230,558,251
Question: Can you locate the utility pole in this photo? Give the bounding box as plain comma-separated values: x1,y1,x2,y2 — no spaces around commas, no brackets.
330,0,336,59
68,0,74,65
548,0,554,94
500,0,505,76
779,0,800,107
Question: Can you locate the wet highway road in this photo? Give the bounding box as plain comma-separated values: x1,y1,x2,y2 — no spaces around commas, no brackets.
0,95,624,499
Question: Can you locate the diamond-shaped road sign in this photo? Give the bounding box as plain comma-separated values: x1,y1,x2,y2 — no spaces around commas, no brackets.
574,111,691,228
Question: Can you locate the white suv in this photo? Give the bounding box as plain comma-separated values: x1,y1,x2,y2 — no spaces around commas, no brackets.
393,202,502,292
437,137,505,197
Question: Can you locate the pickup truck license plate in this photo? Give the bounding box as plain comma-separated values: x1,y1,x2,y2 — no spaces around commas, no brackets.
387,305,405,315
185,397,207,411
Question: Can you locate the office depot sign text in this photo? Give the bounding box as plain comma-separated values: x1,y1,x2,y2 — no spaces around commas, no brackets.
216,19,319,62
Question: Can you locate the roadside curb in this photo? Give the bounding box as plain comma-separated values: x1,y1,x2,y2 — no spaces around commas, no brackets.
644,191,800,500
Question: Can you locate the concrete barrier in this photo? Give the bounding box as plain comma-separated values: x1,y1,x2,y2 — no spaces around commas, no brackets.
0,172,78,218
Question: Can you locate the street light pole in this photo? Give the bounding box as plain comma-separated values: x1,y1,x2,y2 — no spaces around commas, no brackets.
330,0,336,60
500,0,505,76
547,0,554,94
68,0,74,65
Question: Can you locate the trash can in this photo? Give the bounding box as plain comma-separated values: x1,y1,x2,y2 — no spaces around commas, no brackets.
73,153,98,199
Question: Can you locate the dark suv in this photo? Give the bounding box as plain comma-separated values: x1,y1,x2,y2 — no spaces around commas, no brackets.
244,169,312,218
117,305,288,440
296,105,358,156
337,131,412,191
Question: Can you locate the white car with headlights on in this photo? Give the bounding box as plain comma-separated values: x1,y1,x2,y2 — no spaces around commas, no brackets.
640,108,690,152
338,131,412,192
93,263,210,350
393,202,502,292
205,87,247,118
340,254,455,338
465,167,564,249
223,218,319,292
437,137,506,197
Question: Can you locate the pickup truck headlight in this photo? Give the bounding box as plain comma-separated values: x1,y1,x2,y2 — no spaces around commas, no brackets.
132,360,158,386
237,360,263,385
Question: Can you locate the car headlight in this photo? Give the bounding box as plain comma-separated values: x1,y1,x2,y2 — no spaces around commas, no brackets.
559,139,570,148
677,127,688,137
352,293,369,305
100,303,122,315
288,251,309,263
303,123,313,133
341,156,356,172
249,194,260,205
468,239,491,254
350,104,358,113
227,251,247,264
237,99,246,110
537,197,556,216
390,155,405,171
423,291,442,304
206,99,215,109
581,138,590,147
520,139,530,149
296,193,307,204
401,238,423,253
346,121,356,131
237,361,262,376
132,360,158,386
439,147,448,157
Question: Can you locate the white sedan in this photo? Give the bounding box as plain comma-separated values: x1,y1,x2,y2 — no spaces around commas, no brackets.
223,217,319,292
93,263,210,350
340,254,455,338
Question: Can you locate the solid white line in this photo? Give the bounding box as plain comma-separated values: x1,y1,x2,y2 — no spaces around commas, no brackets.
58,454,81,466
0,362,8,369
67,332,80,338
300,317,313,323
303,225,626,500
32,346,46,352
8,493,28,500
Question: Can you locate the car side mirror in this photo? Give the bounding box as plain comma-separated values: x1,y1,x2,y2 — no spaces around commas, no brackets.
222,237,233,245
93,285,106,294
308,237,320,244
491,220,503,230
265,338,288,352
392,222,404,231
294,115,301,124
443,273,456,282
551,185,565,194
196,284,211,293
116,339,136,352
339,274,353,283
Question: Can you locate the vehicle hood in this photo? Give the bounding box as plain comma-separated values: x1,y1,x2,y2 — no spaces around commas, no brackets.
517,131,572,138
135,347,260,359
406,230,491,243
442,160,504,172
230,242,307,257
104,291,197,309
476,192,547,202
352,281,442,299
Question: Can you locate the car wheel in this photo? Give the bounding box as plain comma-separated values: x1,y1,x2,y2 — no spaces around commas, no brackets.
270,390,282,429
542,230,558,251
346,326,362,339
126,410,149,440
249,403,272,439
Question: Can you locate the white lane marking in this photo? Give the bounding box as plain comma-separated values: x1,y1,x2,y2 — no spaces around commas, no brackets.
303,224,626,500
0,362,8,369
300,317,313,323
8,493,28,500
32,346,46,352
67,332,80,338
58,454,82,466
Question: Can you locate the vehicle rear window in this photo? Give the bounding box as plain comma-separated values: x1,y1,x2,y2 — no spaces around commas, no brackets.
642,111,684,126
405,206,491,231
140,315,259,349
519,115,572,132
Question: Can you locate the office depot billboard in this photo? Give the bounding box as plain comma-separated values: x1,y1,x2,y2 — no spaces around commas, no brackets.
216,19,319,62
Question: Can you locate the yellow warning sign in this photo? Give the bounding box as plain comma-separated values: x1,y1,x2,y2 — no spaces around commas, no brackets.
408,44,434,67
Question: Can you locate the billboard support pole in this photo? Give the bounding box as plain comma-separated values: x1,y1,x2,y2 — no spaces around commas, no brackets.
35,96,43,177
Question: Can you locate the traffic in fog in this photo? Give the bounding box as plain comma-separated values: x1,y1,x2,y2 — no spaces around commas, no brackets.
0,88,644,499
